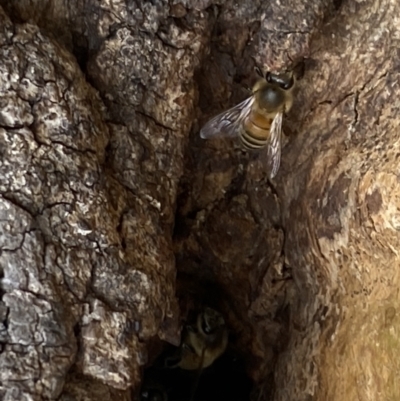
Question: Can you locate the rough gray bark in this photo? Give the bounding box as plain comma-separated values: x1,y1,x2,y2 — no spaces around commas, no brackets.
0,1,399,401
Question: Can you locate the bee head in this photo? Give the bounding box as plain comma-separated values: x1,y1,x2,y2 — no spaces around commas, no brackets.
200,307,225,334
266,71,295,90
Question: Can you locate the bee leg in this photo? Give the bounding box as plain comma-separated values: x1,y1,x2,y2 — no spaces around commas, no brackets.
182,342,196,353
243,84,252,94
186,324,197,333
164,355,181,368
254,65,264,78
163,345,185,368
189,348,206,401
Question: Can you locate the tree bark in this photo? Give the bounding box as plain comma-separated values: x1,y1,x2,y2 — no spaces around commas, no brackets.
0,1,399,401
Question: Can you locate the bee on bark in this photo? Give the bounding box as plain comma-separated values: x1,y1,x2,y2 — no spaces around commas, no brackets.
165,307,228,401
200,67,298,179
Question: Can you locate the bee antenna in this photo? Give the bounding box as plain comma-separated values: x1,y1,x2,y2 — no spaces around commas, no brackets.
286,51,294,64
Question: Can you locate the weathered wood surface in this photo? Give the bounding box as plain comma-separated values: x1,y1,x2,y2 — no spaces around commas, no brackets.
0,0,399,400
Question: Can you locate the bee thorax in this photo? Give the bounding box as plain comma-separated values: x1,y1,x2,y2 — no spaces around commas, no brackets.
258,86,286,111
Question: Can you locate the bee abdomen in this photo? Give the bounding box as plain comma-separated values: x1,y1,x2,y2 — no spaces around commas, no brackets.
240,112,271,150
240,129,269,150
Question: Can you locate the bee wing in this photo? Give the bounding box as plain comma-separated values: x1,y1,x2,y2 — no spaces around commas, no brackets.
200,97,254,139
267,112,283,179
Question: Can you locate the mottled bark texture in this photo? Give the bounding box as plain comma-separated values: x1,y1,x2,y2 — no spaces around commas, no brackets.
0,0,399,401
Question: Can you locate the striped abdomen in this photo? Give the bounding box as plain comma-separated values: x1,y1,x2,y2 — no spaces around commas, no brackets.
240,108,272,150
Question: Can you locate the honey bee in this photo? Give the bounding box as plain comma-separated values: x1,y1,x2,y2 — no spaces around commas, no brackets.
165,307,228,371
173,308,229,401
180,307,228,370
200,67,297,179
